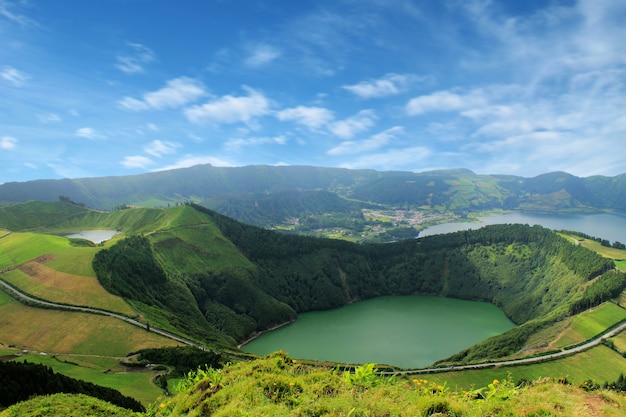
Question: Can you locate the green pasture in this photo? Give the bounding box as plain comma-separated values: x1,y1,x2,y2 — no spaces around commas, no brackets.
0,288,13,306
0,232,68,269
0,300,180,356
423,344,626,391
11,354,164,406
1,267,134,315
612,331,626,352
552,302,626,347
561,233,626,261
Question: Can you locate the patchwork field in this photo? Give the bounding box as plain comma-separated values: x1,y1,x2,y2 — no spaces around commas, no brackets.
423,345,626,391
0,291,180,356
550,302,626,348
2,260,135,315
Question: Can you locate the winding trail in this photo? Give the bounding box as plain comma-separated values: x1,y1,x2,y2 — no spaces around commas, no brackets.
1,270,625,374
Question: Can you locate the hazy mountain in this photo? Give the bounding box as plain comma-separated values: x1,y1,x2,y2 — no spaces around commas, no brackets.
0,165,624,225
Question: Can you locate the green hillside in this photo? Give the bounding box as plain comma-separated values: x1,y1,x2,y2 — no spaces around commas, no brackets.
2,201,626,415
1,201,622,363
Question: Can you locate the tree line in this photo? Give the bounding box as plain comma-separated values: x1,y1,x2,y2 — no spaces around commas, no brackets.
0,360,144,412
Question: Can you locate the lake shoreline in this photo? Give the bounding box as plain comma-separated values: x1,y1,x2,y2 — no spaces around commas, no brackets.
238,318,297,349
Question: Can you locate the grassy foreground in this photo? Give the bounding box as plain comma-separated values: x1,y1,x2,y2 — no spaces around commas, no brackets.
3,351,626,416
144,351,626,417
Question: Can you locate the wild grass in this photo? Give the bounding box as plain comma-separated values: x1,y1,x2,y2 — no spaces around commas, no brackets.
0,393,138,417
150,351,626,417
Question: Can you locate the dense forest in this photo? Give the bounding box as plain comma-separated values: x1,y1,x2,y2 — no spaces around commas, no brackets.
0,361,144,412
91,203,624,361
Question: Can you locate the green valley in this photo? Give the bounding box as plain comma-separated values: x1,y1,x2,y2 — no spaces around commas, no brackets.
1,200,626,415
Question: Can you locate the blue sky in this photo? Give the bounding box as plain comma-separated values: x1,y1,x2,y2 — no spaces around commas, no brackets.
1,0,625,184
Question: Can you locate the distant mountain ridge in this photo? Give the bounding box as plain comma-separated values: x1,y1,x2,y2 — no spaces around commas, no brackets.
0,165,624,224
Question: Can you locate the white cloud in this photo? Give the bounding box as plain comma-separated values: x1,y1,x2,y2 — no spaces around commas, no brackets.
184,86,271,124
276,106,334,129
120,155,154,169
328,126,403,155
343,73,417,98
0,66,28,86
0,136,17,150
118,77,206,111
0,1,36,26
225,135,287,151
339,146,432,170
154,155,234,171
406,90,487,116
145,140,179,157
115,43,156,74
75,127,104,140
37,113,62,124
328,109,377,139
245,43,281,67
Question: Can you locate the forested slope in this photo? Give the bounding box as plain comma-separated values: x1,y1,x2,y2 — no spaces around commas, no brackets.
90,203,622,362
1,201,623,363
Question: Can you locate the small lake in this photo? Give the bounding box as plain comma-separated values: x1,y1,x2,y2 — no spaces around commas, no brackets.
419,212,626,243
64,230,119,244
243,296,515,368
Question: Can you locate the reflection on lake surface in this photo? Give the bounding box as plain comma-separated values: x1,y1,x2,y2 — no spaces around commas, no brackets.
243,296,515,368
420,212,626,243
64,230,119,244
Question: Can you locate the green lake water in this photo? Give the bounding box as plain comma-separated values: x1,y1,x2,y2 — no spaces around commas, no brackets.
243,296,515,368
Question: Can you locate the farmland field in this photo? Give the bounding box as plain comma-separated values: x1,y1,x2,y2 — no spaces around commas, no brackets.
551,302,626,348
1,261,134,315
421,345,626,391
0,298,180,356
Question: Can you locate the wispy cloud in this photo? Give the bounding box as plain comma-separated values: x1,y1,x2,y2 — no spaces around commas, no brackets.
276,106,334,129
145,140,179,157
339,145,432,170
406,90,487,116
329,109,377,139
120,155,153,169
184,86,271,124
0,66,29,86
245,43,281,67
328,126,403,155
0,0,36,26
37,113,62,124
0,135,17,150
224,135,287,151
115,43,156,74
343,73,419,99
75,127,104,140
118,77,206,111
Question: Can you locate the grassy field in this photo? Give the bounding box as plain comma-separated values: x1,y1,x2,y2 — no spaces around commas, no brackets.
422,344,626,391
561,233,626,262
1,262,135,315
550,302,626,348
0,293,180,356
